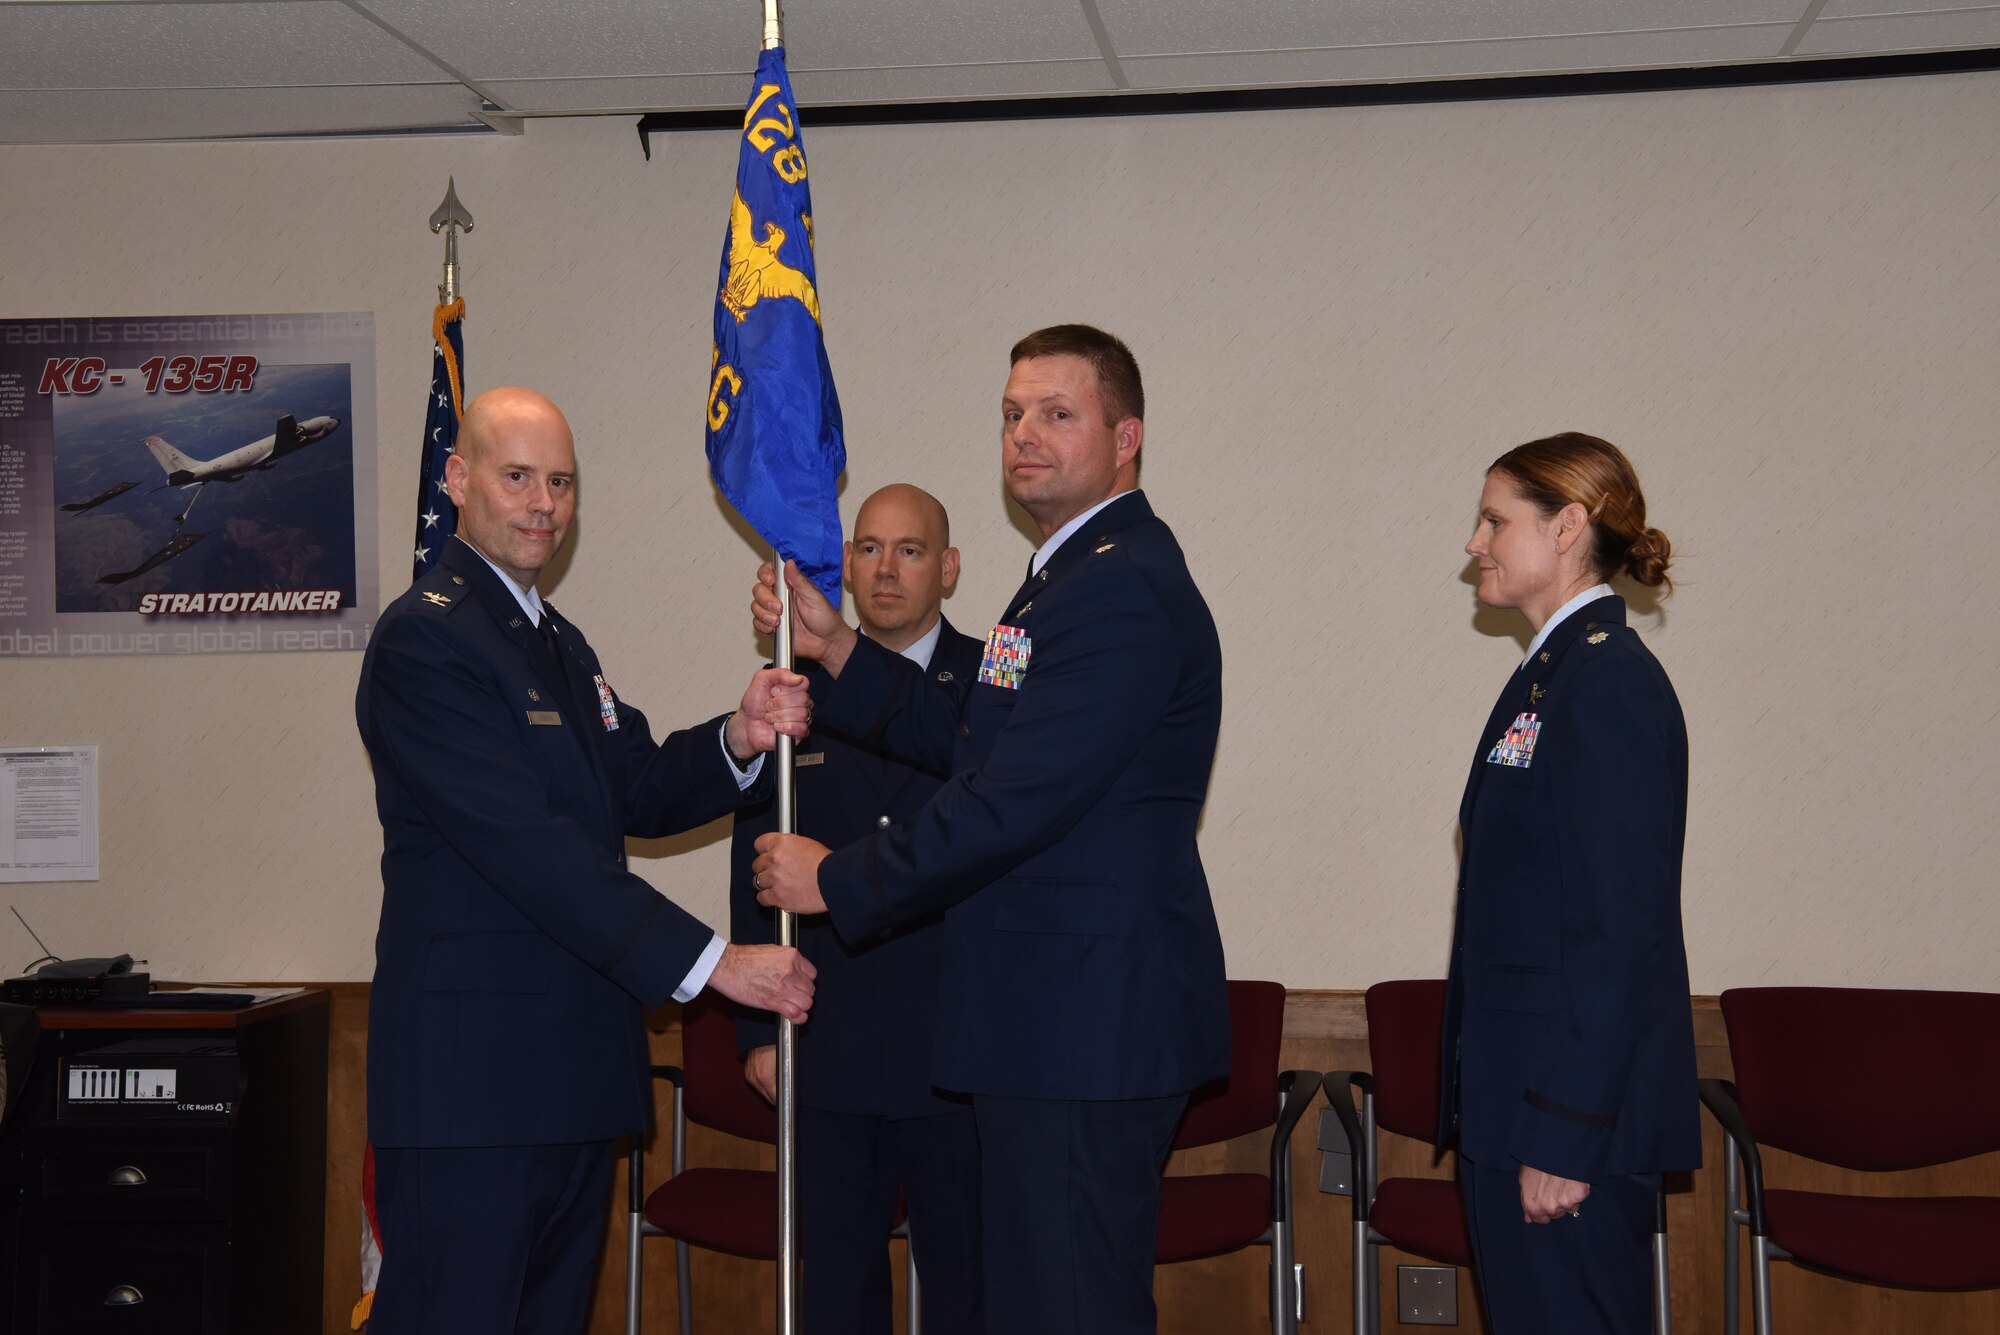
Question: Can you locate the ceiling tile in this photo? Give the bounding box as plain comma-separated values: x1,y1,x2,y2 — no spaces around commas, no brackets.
1095,0,1811,56
355,0,1103,83
1122,24,1795,90
0,1,446,91
0,83,487,144
485,60,1117,114
1797,10,2000,54
483,73,749,114
1820,1,1999,15
793,59,1119,104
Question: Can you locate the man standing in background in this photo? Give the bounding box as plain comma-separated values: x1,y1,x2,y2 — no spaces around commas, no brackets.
732,482,984,1335
751,327,1229,1335
358,386,817,1335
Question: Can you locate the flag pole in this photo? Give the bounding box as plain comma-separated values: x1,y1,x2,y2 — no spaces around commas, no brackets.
759,6,800,1332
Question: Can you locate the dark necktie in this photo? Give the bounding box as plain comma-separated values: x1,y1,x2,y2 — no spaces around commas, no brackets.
537,612,580,712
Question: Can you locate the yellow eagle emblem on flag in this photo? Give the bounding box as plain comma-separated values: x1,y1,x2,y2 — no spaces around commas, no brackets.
721,191,820,325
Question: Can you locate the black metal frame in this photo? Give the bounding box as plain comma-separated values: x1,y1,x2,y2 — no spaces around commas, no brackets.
636,47,2000,155
1699,1076,1795,1335
625,1064,922,1335
1258,1067,1324,1335
1326,1070,1675,1335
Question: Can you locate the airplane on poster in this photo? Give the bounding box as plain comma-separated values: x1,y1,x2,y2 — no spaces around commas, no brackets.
60,480,140,513
98,531,207,585
143,413,340,524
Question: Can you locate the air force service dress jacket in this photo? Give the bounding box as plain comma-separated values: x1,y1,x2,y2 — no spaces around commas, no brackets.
730,621,985,1119
358,539,761,1149
1439,594,1700,1183
810,491,1231,1101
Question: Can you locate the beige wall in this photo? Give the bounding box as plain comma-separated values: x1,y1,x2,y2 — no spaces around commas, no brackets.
3,71,1996,992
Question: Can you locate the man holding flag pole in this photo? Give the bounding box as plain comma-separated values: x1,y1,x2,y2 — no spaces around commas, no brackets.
701,8,846,1334
355,164,821,1329
750,323,1233,1335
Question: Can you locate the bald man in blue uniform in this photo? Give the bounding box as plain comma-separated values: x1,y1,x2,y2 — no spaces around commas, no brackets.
358,387,817,1335
750,327,1230,1335
732,483,985,1335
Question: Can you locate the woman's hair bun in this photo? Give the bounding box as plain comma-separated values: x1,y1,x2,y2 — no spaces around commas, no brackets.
1626,526,1672,588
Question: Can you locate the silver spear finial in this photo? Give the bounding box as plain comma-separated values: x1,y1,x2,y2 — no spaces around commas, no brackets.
429,177,475,304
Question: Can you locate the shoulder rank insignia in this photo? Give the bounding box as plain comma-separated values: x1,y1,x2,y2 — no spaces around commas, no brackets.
1587,631,1609,645
420,591,451,607
1095,542,1116,554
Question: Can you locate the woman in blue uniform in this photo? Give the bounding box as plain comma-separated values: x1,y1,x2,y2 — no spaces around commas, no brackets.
1439,432,1700,1334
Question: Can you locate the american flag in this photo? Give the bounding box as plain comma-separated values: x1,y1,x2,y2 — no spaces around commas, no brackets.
411,298,465,579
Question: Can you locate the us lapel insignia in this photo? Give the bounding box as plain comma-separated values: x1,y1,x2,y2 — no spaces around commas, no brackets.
527,688,541,702
450,575,466,585
1528,683,1545,705
420,591,451,606
1539,651,1551,663
936,670,954,682
1587,631,1609,645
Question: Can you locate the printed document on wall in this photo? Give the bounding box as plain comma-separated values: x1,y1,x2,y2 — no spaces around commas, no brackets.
0,747,98,882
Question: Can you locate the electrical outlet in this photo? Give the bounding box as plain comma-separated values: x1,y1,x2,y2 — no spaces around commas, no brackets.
1397,1265,1458,1325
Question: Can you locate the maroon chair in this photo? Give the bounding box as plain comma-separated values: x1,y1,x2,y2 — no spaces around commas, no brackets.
1701,987,2000,1335
1327,979,1671,1335
1154,979,1321,1335
624,993,912,1335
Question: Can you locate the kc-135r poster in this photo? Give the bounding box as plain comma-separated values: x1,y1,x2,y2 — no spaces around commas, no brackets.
0,312,376,655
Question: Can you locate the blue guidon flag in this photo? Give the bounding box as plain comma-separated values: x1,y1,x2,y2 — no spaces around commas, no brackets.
705,46,846,604
411,298,465,580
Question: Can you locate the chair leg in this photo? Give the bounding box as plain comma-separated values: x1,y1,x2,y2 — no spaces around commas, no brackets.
1267,1220,1288,1335
675,1239,693,1335
1651,1191,1671,1335
626,1201,643,1335
1750,1236,1774,1335
1350,1223,1370,1335
906,1230,922,1335
1723,1144,1742,1335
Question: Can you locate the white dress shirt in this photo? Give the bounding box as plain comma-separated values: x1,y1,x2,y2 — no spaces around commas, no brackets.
1029,489,1137,578
1522,582,1615,667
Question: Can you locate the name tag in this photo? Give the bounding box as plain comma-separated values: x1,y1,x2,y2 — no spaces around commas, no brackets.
1486,712,1541,768
794,752,826,767
527,710,563,727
